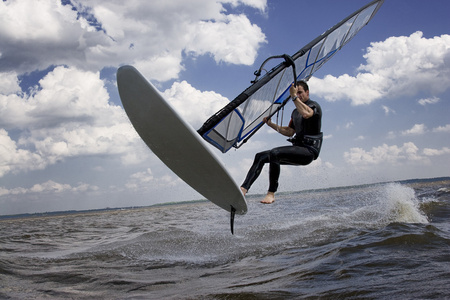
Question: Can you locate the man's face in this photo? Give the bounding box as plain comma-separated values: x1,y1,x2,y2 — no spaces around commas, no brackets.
297,86,309,102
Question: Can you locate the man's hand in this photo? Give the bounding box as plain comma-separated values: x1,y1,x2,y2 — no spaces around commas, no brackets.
289,84,298,99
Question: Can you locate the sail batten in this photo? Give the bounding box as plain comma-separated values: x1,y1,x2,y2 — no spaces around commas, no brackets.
198,0,384,153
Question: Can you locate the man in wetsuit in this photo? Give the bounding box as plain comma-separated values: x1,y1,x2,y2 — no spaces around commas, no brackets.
240,80,322,204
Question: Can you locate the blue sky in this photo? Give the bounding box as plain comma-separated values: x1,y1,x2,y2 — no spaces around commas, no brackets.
1,0,449,216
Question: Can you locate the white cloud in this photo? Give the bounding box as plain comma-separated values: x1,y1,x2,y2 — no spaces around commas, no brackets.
310,72,387,105
162,81,230,128
0,66,145,177
401,124,426,136
224,0,267,12
125,168,178,190
310,32,450,105
0,180,98,197
134,53,185,83
0,0,267,81
0,1,76,41
0,72,21,94
382,105,395,116
386,131,396,140
0,186,27,197
0,129,47,177
0,0,108,73
185,14,266,65
1,66,115,129
423,147,450,156
418,96,440,106
344,142,422,166
29,180,97,193
432,124,450,133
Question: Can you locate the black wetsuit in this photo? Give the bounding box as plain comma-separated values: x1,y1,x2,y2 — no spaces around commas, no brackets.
241,99,322,193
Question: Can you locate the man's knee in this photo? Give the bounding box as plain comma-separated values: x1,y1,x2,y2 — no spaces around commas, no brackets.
254,150,270,163
269,148,280,162
254,152,264,160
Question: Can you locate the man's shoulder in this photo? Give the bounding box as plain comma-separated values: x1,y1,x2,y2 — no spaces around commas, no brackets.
308,98,320,105
308,99,322,117
307,99,321,110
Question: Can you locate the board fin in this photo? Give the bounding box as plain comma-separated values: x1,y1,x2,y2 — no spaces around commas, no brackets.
230,205,236,235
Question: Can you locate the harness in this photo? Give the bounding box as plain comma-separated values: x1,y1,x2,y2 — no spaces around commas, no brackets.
287,132,323,160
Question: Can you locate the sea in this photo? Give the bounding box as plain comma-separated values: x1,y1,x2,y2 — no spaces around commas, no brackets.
1,178,449,300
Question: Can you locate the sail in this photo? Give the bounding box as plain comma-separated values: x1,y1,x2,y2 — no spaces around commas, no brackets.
198,0,384,153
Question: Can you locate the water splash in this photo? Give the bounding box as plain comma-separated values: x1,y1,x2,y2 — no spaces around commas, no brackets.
374,183,428,224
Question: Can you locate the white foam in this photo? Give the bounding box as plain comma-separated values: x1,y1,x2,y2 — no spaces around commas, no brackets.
377,183,428,224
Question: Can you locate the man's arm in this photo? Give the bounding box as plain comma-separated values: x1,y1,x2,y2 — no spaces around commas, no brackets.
265,118,295,137
289,84,314,119
293,98,314,119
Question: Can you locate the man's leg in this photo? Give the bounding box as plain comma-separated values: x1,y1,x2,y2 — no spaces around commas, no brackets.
262,146,314,204
241,150,270,193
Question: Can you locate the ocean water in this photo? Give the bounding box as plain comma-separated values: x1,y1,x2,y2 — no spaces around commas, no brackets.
1,178,449,299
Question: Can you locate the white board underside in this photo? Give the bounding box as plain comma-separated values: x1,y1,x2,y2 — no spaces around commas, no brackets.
117,65,247,215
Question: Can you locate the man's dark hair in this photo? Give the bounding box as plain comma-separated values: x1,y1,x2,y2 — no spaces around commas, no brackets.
296,80,309,92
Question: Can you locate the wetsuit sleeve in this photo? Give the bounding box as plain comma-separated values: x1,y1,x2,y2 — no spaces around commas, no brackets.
309,104,318,116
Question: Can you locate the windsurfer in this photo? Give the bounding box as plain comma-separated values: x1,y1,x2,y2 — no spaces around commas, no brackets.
240,81,323,204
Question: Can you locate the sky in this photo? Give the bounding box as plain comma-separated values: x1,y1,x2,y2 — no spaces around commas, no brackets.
1,0,449,216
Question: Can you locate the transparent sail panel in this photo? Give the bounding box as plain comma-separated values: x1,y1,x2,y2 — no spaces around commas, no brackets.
204,109,244,152
342,3,379,46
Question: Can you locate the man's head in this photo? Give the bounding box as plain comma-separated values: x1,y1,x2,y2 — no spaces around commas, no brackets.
296,80,309,92
296,80,310,102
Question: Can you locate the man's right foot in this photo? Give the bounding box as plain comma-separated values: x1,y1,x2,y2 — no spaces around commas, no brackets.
260,192,275,204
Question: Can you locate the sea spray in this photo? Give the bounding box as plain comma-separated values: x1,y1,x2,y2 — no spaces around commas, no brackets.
380,183,428,224
329,183,430,230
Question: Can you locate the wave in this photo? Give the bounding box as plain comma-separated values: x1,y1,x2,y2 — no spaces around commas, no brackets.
351,183,429,225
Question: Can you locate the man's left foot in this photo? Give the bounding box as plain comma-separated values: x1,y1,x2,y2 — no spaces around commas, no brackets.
240,187,247,196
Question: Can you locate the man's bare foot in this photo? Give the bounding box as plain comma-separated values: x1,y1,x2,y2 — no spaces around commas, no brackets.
260,192,275,204
240,187,247,196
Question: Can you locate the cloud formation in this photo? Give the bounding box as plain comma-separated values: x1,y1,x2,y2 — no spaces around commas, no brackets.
125,168,178,191
0,0,267,81
423,147,450,156
0,180,98,197
401,124,427,136
418,96,440,106
0,66,143,177
432,124,450,133
310,31,450,105
0,0,266,180
162,81,230,128
344,142,422,166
